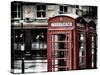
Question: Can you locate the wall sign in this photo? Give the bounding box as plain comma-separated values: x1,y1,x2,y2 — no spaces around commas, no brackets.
51,22,72,27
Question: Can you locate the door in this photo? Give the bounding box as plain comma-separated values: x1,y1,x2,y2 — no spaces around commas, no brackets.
48,31,72,72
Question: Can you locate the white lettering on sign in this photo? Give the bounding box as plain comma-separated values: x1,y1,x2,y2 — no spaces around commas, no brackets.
51,22,72,27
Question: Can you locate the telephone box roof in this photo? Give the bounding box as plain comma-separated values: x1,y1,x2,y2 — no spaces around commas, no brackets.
58,14,79,19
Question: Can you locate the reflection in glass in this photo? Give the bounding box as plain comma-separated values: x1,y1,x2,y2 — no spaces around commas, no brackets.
78,33,86,68
92,61,94,68
80,34,84,41
52,34,66,42
92,36,95,41
52,42,66,50
91,36,95,68
52,51,66,58
91,42,95,48
52,34,66,50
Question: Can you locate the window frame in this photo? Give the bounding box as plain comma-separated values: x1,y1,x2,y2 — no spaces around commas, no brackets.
11,2,21,19
36,5,46,18
59,5,68,14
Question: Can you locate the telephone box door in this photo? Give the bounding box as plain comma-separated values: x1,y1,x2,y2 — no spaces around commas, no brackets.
48,31,72,72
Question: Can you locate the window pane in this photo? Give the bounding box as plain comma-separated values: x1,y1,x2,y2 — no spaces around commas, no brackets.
42,5,46,10
79,34,84,41
91,42,95,48
18,12,20,17
11,3,21,18
37,5,41,10
42,12,46,17
14,30,24,50
52,51,66,58
52,34,66,42
60,6,63,11
64,7,67,12
13,12,17,18
52,42,66,50
52,34,66,50
11,4,17,11
78,33,86,68
37,12,41,17
58,59,66,66
31,30,47,50
18,4,21,12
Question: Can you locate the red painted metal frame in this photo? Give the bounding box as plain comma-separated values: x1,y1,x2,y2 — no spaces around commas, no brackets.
86,23,97,69
47,15,76,72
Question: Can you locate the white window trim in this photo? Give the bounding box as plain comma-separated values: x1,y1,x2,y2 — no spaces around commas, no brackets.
59,5,68,14
36,5,46,18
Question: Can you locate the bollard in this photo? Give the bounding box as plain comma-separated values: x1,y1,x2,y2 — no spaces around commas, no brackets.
22,58,24,73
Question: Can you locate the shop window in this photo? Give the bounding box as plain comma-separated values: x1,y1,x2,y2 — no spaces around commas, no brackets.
31,29,47,58
59,6,67,14
37,5,46,17
78,33,86,68
30,29,47,72
14,30,24,50
11,2,21,18
31,32,47,50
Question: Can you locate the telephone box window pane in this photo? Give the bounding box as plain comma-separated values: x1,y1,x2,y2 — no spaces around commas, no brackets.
92,36,95,41
92,61,94,68
52,42,66,49
91,36,96,68
91,42,95,48
78,33,86,68
78,42,85,51
52,34,66,42
52,34,66,50
92,49,94,54
52,59,58,66
52,51,66,58
79,34,84,41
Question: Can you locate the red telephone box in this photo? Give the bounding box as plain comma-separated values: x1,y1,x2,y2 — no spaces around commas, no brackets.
86,21,97,69
47,14,87,72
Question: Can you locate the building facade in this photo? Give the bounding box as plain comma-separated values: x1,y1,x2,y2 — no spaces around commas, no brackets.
11,1,97,74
